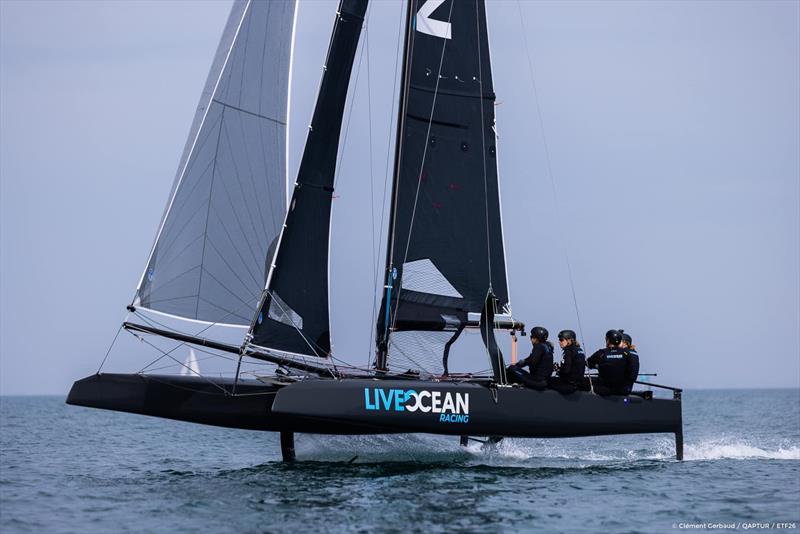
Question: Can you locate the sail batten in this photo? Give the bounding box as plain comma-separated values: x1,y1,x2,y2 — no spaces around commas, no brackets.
135,0,296,327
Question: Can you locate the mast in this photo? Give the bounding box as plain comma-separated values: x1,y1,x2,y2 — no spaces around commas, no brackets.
376,0,415,371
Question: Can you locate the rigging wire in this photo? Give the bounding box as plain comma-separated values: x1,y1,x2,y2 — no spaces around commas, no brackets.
132,332,229,394
368,0,406,368
364,11,376,368
134,290,260,373
96,321,126,374
332,5,370,189
473,0,504,379
515,0,587,347
474,0,492,290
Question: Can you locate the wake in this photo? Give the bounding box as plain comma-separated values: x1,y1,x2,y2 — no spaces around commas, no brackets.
294,433,800,464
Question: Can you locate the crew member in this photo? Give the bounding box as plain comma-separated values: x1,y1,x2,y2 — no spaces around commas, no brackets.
587,329,633,396
619,329,640,393
507,326,553,391
548,329,587,394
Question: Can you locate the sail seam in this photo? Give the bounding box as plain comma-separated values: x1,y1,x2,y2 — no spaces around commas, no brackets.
212,132,265,270
211,98,287,125
209,204,263,286
205,239,257,294
408,84,495,100
237,120,271,241
194,106,226,319
142,264,202,296
220,119,268,265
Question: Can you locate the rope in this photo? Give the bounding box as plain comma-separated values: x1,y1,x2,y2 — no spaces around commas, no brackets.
515,0,586,347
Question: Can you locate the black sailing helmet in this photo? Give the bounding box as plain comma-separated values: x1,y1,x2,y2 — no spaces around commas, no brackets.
605,329,623,346
619,329,633,345
531,326,549,342
558,330,576,342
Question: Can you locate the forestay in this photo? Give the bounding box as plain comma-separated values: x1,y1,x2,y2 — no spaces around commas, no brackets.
134,0,296,326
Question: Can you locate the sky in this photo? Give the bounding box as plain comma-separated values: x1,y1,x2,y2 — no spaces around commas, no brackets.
1,0,798,395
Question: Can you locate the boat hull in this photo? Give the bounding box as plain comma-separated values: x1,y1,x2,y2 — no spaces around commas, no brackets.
273,379,682,438
67,373,681,439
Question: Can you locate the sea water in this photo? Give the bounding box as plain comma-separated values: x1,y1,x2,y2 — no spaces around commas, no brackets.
1,389,798,533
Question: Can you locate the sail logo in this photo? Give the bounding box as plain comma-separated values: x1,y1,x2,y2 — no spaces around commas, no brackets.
416,0,452,40
364,388,469,423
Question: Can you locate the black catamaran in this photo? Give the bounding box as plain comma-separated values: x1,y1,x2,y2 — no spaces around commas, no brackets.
68,0,683,461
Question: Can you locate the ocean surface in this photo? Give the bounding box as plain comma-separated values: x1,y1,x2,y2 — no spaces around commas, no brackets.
1,389,798,533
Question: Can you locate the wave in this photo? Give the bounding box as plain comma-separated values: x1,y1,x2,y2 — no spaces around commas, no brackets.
478,437,800,463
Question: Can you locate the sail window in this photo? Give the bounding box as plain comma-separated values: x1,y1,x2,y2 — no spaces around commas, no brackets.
401,259,463,299
268,292,303,330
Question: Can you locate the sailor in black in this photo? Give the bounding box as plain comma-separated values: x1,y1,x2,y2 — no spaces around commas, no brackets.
548,330,588,394
587,329,634,396
619,330,640,393
507,326,553,391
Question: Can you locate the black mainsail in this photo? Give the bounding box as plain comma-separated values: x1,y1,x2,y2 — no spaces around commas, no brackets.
248,0,369,358
377,0,511,373
133,0,296,327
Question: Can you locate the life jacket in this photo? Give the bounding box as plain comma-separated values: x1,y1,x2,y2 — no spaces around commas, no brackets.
530,342,554,382
595,347,630,388
561,345,586,384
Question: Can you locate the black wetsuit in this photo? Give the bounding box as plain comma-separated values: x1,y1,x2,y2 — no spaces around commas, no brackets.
587,347,633,395
507,342,553,391
548,345,587,393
